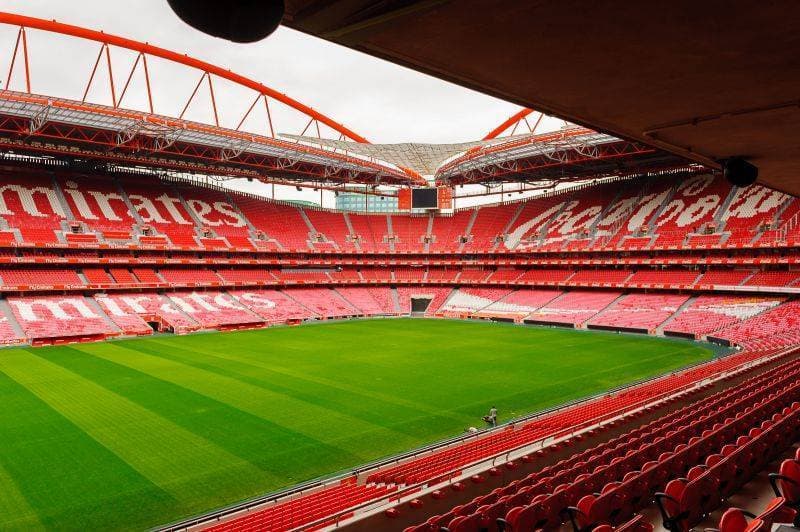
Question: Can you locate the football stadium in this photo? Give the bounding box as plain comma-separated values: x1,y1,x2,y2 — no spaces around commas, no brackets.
0,2,799,532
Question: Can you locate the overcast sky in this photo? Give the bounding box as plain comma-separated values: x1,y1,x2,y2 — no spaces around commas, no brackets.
0,0,548,207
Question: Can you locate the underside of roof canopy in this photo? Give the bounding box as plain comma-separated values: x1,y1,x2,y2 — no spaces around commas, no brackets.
283,0,800,195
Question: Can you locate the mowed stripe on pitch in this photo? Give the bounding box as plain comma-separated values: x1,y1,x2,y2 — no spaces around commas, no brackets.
139,336,473,438
0,462,43,530
40,346,365,485
149,334,467,419
463,346,705,416
0,368,171,531
82,341,425,458
0,351,269,503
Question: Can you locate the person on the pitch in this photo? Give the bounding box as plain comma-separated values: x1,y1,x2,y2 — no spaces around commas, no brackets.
482,406,498,427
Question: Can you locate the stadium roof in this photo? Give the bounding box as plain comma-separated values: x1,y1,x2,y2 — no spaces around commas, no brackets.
286,125,693,186
282,0,800,195
0,12,427,187
281,134,516,176
434,126,693,186
0,89,422,185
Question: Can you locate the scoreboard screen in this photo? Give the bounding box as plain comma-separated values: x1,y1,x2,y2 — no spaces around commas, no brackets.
412,188,438,209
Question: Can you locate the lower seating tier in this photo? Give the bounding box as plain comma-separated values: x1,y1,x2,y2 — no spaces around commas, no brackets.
7,295,119,340
0,287,797,349
401,355,800,532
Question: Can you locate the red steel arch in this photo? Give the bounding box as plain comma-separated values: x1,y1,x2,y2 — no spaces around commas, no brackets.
484,108,578,140
483,108,537,139
0,12,368,143
445,109,695,186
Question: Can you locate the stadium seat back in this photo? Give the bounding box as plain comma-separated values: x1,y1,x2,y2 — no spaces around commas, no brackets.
718,507,750,532
771,460,800,506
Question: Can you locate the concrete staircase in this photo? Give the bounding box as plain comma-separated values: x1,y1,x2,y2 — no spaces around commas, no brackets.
581,292,628,329
456,208,479,253
656,296,697,335
390,288,402,313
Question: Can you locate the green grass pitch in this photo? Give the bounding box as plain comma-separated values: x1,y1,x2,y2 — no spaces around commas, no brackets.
0,318,713,531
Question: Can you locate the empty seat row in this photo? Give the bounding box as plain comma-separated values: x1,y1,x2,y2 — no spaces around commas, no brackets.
405,358,800,531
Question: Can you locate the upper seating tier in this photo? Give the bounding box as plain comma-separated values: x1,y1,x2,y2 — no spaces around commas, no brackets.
0,170,794,256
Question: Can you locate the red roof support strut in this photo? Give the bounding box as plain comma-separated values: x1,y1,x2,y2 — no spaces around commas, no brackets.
0,12,369,143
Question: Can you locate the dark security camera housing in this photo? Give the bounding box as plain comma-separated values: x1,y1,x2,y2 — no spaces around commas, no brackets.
167,0,285,43
723,157,758,187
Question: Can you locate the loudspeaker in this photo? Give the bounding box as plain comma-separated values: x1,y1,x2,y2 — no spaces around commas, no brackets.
167,0,285,43
723,157,758,187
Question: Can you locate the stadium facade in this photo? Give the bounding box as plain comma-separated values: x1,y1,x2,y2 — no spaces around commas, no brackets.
0,10,798,532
